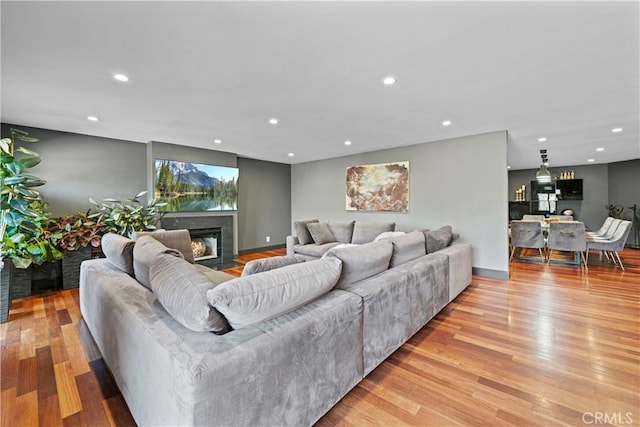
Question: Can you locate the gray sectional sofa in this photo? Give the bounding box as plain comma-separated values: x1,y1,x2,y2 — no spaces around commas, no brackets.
79,223,472,426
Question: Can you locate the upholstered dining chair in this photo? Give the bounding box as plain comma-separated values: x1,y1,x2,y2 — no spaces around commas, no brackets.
586,220,633,270
522,214,545,221
546,221,587,269
510,220,546,263
549,214,573,220
586,216,615,238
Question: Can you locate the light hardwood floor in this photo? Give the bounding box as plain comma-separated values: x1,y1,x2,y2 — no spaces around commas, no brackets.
1,248,638,426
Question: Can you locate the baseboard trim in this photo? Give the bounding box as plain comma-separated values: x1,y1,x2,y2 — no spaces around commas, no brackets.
238,244,286,255
472,267,509,280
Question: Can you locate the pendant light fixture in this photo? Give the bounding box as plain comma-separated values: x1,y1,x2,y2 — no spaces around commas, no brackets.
536,149,552,183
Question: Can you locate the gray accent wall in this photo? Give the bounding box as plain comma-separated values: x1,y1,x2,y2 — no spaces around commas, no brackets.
1,123,146,216
291,131,510,277
237,157,291,251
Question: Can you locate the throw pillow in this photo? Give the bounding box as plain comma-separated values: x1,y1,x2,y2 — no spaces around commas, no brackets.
241,255,305,276
327,221,355,243
133,229,194,263
424,225,454,253
294,219,319,245
100,233,135,275
307,222,336,245
351,222,395,244
373,231,406,242
133,235,184,289
150,254,230,333
389,230,426,268
324,240,393,288
207,257,342,329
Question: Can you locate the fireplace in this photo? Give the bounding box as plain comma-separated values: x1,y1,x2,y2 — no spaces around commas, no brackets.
160,215,236,269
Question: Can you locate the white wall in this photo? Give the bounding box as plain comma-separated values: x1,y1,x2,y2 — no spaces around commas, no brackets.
291,131,509,278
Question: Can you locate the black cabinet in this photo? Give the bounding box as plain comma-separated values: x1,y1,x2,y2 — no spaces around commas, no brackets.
556,179,583,200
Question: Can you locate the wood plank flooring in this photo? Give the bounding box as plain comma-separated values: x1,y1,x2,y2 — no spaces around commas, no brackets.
1,247,638,426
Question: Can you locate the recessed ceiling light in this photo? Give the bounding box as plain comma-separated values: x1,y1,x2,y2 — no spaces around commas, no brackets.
113,73,129,82
383,76,396,85
87,116,99,122
288,152,294,157
596,147,604,152
269,118,279,125
214,139,222,144
442,120,452,126
611,127,623,133
538,137,547,142
588,158,595,162
344,140,352,146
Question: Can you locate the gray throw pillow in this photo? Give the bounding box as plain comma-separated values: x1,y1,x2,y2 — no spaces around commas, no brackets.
150,254,230,333
425,225,454,253
389,230,426,268
351,222,395,244
327,221,355,243
307,222,336,245
324,240,393,288
133,229,194,263
207,257,342,329
294,219,319,245
133,235,184,289
100,233,135,275
241,255,305,276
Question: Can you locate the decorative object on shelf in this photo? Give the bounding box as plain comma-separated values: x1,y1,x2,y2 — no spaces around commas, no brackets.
515,184,527,201
560,170,575,180
191,238,206,258
346,161,409,212
561,209,575,217
535,149,551,183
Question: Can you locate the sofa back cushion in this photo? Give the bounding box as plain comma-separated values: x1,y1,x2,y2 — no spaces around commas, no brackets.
351,222,395,244
424,225,454,253
207,257,342,329
324,240,393,288
133,235,184,289
389,230,427,268
101,233,135,275
133,229,194,263
241,255,305,276
327,221,355,243
307,222,336,245
294,219,319,245
150,254,231,333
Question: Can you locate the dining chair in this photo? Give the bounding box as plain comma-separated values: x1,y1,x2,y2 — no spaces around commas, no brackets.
522,214,545,221
586,220,633,270
586,216,615,238
546,221,587,269
510,220,546,263
549,214,573,220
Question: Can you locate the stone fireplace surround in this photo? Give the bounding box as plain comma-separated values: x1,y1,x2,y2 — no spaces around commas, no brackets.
160,214,236,268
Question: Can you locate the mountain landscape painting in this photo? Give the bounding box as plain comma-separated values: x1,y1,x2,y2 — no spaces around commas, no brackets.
154,159,238,211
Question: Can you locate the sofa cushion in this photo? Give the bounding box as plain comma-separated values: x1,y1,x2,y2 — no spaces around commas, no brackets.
352,222,395,244
389,230,427,268
294,242,341,258
207,257,342,329
294,219,319,245
100,233,135,275
133,235,184,289
327,221,355,243
424,225,454,253
307,222,336,244
241,255,305,276
194,264,238,285
324,240,393,288
133,229,194,263
150,254,231,333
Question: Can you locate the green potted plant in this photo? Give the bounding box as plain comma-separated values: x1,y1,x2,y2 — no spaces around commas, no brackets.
90,190,166,237
1,128,62,322
47,211,104,289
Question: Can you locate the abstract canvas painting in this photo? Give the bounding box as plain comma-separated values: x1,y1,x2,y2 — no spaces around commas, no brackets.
346,161,409,212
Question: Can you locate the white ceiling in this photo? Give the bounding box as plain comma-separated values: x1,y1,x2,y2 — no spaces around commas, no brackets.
1,1,638,170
